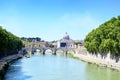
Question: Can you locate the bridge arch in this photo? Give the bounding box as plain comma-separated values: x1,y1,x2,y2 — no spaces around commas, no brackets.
44,48,54,54
56,48,64,52
24,46,76,55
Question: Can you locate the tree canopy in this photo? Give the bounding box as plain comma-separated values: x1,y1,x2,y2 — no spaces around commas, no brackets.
0,26,23,58
21,37,41,42
84,16,120,56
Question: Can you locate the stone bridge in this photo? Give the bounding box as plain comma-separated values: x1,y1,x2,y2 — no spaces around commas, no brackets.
23,46,77,55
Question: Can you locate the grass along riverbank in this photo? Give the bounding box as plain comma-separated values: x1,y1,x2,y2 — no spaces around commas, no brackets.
67,52,79,59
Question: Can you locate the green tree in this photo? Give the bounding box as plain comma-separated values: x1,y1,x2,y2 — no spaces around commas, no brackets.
0,26,23,58
84,16,120,56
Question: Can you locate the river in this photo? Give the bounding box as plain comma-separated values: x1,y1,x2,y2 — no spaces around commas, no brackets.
4,53,120,80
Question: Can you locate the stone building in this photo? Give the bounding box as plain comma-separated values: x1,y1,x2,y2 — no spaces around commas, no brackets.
57,32,74,48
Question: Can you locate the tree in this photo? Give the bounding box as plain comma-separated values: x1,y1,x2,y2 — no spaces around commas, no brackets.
0,26,23,58
84,16,120,56
74,42,82,45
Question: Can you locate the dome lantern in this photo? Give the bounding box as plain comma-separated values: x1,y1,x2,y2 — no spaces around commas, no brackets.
63,32,70,40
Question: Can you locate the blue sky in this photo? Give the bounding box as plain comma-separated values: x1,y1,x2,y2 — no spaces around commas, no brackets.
0,0,120,41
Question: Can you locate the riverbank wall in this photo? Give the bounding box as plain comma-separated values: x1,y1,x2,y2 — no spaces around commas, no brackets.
73,46,120,71
0,51,24,80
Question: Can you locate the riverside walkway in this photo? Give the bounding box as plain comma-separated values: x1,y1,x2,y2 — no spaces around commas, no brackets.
0,53,23,71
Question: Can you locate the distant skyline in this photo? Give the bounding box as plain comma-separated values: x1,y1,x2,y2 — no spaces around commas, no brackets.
0,0,120,41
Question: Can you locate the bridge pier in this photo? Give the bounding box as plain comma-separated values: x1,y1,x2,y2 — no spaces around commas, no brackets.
52,51,56,55
52,49,57,55
42,50,45,55
64,51,68,56
43,51,45,55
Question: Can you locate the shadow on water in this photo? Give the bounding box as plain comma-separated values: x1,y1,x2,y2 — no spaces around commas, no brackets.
4,59,32,80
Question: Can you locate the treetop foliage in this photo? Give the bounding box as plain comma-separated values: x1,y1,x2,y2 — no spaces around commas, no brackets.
0,26,23,57
84,16,120,56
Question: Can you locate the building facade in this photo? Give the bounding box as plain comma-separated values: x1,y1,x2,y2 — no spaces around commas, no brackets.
57,32,74,48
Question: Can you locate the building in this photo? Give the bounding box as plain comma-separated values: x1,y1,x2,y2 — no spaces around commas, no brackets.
57,32,74,48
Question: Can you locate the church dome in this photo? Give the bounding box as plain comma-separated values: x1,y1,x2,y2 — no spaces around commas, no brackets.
63,32,70,40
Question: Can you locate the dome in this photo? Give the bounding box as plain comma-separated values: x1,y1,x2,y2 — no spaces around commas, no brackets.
63,32,70,40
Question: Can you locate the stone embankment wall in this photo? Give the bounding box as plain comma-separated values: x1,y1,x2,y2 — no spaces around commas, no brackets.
73,46,120,71
0,50,24,80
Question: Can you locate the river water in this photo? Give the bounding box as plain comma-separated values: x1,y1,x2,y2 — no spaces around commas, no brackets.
5,53,120,80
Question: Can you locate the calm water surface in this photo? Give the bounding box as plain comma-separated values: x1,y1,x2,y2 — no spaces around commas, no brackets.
5,53,120,80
